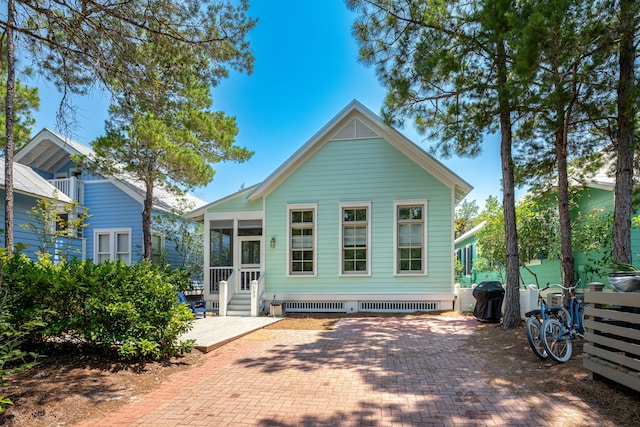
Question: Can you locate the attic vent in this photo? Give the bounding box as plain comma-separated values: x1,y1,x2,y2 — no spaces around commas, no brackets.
359,301,440,313
331,118,380,140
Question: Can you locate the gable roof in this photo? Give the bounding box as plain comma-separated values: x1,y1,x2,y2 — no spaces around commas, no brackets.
184,184,259,222
582,154,615,190
454,221,486,245
14,128,207,212
14,128,95,172
0,161,73,203
247,100,472,202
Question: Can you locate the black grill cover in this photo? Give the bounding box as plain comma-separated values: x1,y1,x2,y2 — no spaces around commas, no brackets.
472,281,505,322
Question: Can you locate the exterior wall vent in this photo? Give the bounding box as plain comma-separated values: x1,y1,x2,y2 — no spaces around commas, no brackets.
331,118,380,140
359,301,440,313
285,301,345,312
283,301,440,313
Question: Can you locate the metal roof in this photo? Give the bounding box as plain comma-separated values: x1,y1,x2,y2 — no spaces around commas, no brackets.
0,160,73,202
14,128,207,212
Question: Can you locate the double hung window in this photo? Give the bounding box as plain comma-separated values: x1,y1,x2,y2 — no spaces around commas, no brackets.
288,205,316,275
396,202,427,274
95,228,131,265
340,203,370,275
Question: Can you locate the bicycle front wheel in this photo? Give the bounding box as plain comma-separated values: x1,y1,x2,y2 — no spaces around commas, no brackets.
525,316,547,360
541,318,572,363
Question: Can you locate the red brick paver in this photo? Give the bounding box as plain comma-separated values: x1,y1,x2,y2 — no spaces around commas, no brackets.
77,317,614,427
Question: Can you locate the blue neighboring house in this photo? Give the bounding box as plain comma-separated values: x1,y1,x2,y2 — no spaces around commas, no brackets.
1,159,81,260
11,128,207,266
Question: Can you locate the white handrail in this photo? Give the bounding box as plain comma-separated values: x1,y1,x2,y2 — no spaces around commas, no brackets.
226,270,236,306
218,270,236,317
250,271,266,316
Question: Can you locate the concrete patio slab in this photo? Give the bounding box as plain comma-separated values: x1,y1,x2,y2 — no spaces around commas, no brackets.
181,315,283,352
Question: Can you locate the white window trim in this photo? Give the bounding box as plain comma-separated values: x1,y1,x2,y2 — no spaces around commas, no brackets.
339,202,371,277
93,227,132,265
286,203,318,277
394,200,428,276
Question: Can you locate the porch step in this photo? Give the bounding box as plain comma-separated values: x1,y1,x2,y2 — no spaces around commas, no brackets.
227,293,251,316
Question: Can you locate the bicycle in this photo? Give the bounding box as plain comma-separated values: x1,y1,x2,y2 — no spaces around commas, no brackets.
524,283,571,360
540,282,588,363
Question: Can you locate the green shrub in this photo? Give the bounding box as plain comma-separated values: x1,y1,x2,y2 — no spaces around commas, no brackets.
1,252,195,362
77,260,195,360
0,248,43,413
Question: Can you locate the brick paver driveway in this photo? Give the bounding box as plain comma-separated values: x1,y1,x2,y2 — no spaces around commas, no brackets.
78,317,613,426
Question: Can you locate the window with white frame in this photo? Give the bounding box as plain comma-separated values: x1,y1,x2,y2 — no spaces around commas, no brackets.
94,228,131,265
340,203,370,275
288,205,316,275
395,202,427,274
151,232,164,264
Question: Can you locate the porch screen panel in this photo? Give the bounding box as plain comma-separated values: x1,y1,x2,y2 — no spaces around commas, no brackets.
210,220,233,267
238,219,263,236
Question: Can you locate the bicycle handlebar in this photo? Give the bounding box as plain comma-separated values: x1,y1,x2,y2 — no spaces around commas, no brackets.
539,281,581,292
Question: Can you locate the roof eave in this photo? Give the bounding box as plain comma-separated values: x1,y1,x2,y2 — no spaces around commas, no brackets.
184,184,260,222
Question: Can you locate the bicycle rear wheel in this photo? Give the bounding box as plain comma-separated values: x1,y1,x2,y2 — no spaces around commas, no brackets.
525,316,547,359
541,318,572,363
578,303,590,335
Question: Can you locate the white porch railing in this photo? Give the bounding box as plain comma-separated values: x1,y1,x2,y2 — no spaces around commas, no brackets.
240,269,260,291
210,267,264,316
49,177,84,203
209,267,234,293
250,272,266,316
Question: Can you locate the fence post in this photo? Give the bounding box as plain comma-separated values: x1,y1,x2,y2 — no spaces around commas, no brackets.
219,280,228,317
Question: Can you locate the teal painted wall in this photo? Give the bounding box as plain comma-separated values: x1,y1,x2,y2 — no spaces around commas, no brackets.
263,137,455,294
454,233,504,287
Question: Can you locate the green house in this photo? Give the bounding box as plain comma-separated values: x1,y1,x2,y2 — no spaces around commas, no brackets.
454,163,640,291
186,100,472,315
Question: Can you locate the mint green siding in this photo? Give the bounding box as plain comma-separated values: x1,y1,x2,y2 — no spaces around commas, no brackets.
264,138,454,294
207,190,263,213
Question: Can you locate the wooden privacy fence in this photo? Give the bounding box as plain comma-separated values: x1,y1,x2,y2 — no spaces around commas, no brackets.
583,291,640,392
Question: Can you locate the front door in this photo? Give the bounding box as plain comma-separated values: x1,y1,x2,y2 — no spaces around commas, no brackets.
239,237,261,292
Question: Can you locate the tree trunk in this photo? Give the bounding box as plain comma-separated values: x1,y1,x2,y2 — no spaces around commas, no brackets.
142,179,154,260
4,0,16,255
613,0,636,266
556,124,574,298
497,39,521,329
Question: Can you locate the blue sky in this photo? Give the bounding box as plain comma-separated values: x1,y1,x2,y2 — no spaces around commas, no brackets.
28,0,503,209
